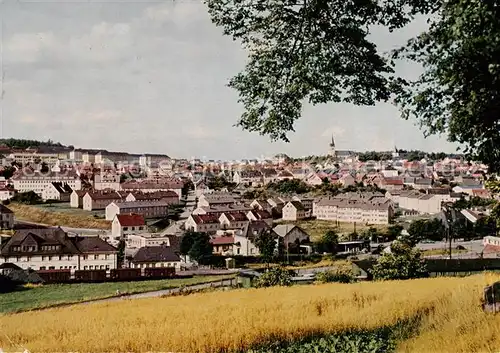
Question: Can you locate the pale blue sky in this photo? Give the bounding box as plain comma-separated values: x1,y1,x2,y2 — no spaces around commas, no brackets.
0,1,459,159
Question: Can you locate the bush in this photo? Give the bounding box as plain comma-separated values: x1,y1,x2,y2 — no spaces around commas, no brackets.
315,265,355,284
254,267,294,288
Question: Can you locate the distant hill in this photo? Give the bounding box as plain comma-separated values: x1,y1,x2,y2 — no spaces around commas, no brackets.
0,138,67,150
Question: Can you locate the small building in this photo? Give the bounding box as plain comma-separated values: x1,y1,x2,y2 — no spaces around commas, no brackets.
111,213,147,242
83,191,126,211
41,182,73,202
184,214,221,233
105,200,169,221
70,190,88,208
246,209,273,226
273,224,310,248
0,204,14,230
282,201,306,221
130,246,182,270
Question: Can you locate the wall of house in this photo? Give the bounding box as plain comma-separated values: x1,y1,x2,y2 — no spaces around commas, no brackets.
105,203,121,221
0,253,117,271
131,261,181,270
282,204,297,221
13,177,81,196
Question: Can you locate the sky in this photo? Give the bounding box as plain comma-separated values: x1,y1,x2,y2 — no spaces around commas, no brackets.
0,1,459,160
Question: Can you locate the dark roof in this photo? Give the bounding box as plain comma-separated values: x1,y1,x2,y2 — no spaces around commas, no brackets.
210,236,235,245
0,263,22,270
51,182,73,194
132,246,181,263
1,228,116,256
288,201,305,211
74,237,117,253
0,204,13,214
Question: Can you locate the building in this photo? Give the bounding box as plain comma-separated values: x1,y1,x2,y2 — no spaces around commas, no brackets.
121,179,184,199
232,170,263,185
246,209,273,226
0,228,117,271
192,204,252,216
111,213,147,242
11,170,82,195
105,200,169,221
282,201,306,221
250,199,273,213
197,192,238,208
184,214,221,233
83,191,126,211
313,193,394,225
126,233,175,249
219,212,250,230
94,173,121,191
328,134,336,158
0,186,15,201
70,190,88,208
126,190,179,205
130,246,182,270
0,204,14,229
272,224,310,247
41,182,73,201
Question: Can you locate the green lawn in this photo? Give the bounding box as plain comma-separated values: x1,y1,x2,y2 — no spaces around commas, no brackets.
422,248,469,257
0,275,233,314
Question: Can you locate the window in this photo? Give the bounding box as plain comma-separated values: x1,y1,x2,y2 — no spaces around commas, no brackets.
84,266,88,270
49,266,55,270
123,227,128,231
83,255,88,260
89,265,93,269
94,255,99,260
105,265,110,270
104,254,109,260
48,256,52,261
40,266,46,270
68,255,73,261
59,256,63,261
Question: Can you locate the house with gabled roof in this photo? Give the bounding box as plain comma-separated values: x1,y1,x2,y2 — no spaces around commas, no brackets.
246,209,273,226
41,182,73,202
219,211,250,230
0,204,14,230
130,246,182,270
0,228,117,271
185,214,220,233
282,201,306,221
111,213,147,242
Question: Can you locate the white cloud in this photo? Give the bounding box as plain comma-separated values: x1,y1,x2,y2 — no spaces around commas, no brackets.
4,32,57,62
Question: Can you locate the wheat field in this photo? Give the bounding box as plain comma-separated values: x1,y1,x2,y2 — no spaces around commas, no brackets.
1,274,500,352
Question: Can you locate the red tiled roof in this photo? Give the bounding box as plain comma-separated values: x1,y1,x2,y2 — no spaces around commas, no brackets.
116,213,146,227
191,214,220,224
223,212,248,222
210,236,235,245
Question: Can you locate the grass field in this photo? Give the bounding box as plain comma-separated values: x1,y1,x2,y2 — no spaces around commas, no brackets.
422,248,469,257
9,202,110,230
282,219,389,241
1,274,499,352
0,275,232,313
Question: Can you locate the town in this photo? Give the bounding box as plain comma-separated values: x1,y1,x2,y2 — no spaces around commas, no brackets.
0,136,498,285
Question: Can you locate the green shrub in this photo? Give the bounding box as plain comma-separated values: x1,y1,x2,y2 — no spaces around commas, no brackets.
254,267,293,288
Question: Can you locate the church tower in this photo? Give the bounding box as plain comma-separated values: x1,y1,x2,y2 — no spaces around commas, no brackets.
329,134,336,158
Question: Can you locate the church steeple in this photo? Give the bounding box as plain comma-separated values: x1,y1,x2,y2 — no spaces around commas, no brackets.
329,134,336,157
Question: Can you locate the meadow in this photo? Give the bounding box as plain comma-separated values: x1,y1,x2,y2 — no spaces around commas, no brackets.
1,274,500,352
0,275,232,313
8,202,111,229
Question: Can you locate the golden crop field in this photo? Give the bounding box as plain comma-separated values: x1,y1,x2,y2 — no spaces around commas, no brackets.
1,274,500,353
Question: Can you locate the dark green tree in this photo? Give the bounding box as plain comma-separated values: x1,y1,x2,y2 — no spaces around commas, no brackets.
255,230,278,267
117,240,126,268
393,1,500,170
317,230,339,254
180,231,213,264
372,241,428,280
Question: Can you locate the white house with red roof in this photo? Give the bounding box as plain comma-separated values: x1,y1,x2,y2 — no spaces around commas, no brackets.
185,214,221,233
111,213,147,243
219,212,250,230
